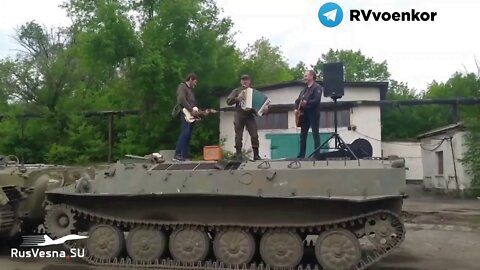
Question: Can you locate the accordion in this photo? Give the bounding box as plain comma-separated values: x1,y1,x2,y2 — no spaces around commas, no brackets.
240,88,271,116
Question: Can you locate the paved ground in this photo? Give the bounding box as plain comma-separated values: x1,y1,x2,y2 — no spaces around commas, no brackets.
1,184,479,270
403,184,480,229
2,225,479,270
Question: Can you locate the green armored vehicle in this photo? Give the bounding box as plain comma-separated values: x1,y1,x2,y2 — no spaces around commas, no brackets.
0,154,99,240
43,153,407,270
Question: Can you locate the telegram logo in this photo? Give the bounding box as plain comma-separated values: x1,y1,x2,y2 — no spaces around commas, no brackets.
318,2,343,28
318,2,438,27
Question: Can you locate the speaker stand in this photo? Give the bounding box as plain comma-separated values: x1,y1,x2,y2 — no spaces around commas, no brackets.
307,97,358,160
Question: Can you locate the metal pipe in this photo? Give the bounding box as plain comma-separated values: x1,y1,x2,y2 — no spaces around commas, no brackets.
377,98,480,106
448,136,460,191
452,102,459,123
108,114,114,164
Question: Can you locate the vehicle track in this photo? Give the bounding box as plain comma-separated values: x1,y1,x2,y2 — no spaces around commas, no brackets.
45,202,405,270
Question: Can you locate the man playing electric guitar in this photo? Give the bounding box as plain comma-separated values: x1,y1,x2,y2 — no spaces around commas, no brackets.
294,70,322,159
173,73,202,161
182,107,217,123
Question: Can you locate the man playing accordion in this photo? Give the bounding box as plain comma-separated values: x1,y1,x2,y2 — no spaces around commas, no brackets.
226,74,267,160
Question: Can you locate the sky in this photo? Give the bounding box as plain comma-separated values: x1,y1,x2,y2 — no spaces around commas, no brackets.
1,0,479,91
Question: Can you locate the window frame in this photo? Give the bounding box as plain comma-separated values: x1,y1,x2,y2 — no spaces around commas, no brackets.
436,151,444,175
320,109,350,129
256,112,289,130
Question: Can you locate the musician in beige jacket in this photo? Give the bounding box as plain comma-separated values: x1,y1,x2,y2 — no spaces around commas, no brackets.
226,74,265,160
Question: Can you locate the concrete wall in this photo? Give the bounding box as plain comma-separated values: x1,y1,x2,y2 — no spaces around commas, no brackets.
420,130,472,191
382,141,423,181
219,85,382,159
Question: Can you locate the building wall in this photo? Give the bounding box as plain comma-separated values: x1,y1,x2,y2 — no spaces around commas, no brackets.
219,85,381,107
420,131,471,190
219,85,382,159
382,141,423,180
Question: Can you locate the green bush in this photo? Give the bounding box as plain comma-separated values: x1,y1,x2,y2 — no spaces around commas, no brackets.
462,118,480,190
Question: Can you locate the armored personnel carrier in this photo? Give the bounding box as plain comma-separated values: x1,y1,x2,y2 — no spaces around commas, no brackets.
43,155,406,270
0,154,100,240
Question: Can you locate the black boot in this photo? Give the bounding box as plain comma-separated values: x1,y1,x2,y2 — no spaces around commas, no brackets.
253,147,262,160
234,147,243,161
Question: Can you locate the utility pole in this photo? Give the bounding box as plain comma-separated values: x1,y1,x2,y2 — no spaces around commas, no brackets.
84,110,140,163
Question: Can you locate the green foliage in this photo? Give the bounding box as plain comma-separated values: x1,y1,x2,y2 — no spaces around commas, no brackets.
0,0,259,163
45,115,107,164
312,49,390,81
382,80,427,139
290,61,307,80
456,68,480,189
240,37,295,85
463,117,480,189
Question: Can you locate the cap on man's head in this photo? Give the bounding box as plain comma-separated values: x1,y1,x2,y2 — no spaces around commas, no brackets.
240,74,250,80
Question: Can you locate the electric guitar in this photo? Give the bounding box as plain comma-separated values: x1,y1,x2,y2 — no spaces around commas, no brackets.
183,107,218,123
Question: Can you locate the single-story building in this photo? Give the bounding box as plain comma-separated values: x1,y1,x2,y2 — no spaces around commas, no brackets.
381,140,423,182
219,80,388,159
417,122,472,192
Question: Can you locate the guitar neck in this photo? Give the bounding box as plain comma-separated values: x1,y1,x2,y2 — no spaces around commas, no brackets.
202,108,218,114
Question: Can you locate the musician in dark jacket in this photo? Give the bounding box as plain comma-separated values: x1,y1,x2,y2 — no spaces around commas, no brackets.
226,74,264,160
294,70,322,159
174,73,199,161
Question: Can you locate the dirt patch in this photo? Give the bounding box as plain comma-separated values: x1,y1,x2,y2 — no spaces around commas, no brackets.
42,266,91,270
402,211,480,228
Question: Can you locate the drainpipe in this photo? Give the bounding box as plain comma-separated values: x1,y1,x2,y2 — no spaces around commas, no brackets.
448,136,460,191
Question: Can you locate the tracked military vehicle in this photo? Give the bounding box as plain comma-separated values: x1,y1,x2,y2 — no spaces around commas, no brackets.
43,152,407,270
0,154,101,240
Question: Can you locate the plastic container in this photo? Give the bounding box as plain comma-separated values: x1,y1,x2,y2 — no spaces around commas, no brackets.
203,145,222,161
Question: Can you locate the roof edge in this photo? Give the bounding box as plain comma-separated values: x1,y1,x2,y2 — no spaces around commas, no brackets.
416,122,465,139
217,80,389,100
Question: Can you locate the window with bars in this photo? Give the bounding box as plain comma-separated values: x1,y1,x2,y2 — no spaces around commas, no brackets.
320,110,350,128
254,110,350,130
436,151,444,175
256,112,289,130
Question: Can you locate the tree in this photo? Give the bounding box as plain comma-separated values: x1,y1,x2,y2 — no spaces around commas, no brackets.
290,61,307,80
450,64,480,192
12,21,73,111
381,80,429,139
59,0,242,158
240,37,294,85
312,49,390,81
123,0,240,156
463,116,480,194
0,21,78,162
0,0,244,163
45,115,107,164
